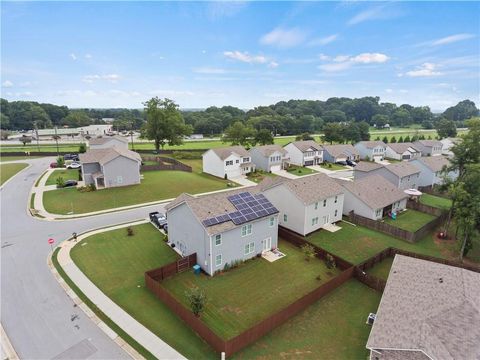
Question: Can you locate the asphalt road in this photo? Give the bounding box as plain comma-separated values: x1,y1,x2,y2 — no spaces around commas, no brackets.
1,157,168,359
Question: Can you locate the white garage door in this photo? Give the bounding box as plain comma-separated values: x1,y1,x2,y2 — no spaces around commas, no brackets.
270,165,281,172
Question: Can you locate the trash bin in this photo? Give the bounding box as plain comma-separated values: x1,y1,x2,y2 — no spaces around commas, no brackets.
193,264,201,275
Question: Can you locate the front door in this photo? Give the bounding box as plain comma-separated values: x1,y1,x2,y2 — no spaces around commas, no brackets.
322,214,330,225
263,237,272,252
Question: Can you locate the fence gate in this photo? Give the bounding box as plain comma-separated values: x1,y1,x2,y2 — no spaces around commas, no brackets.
177,256,192,273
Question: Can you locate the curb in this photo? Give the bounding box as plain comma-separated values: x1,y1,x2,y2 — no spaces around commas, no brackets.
0,163,32,191
1,323,19,360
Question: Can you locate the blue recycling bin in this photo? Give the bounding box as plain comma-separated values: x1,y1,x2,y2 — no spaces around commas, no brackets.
193,264,201,275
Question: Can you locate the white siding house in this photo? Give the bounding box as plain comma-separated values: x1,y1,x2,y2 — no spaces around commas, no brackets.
385,142,422,161
354,141,387,162
202,146,254,179
354,161,421,190
413,140,443,157
409,156,458,187
283,140,323,166
249,145,288,172
261,174,344,236
322,144,360,163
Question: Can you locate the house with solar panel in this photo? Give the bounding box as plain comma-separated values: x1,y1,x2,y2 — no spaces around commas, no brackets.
165,190,279,276
202,146,254,179
260,173,344,235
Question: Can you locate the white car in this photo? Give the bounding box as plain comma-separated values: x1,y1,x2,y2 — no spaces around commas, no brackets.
66,162,81,169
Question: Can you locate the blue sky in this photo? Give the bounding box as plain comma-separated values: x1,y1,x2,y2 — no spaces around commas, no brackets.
1,1,479,111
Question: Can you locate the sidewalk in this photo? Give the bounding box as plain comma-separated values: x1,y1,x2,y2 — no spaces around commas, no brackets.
54,220,186,360
271,169,299,179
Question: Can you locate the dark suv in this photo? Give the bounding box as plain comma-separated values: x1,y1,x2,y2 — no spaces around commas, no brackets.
149,211,167,229
64,153,80,161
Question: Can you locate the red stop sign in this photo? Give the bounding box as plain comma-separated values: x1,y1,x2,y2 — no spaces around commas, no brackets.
48,238,54,245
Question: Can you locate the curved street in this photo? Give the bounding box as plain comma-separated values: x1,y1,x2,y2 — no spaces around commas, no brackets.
1,158,167,359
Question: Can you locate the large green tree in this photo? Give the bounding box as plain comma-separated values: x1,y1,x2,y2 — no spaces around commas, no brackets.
144,97,192,150
62,111,91,127
435,118,457,139
322,123,344,144
443,100,478,122
255,129,274,145
222,121,257,147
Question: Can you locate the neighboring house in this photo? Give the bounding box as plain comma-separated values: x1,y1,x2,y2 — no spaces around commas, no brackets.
354,141,387,162
88,135,128,150
354,162,421,190
366,255,480,360
249,145,288,172
337,175,408,220
80,147,142,188
385,142,422,161
410,156,458,187
322,144,360,163
283,140,323,166
165,190,279,276
413,140,443,157
260,173,344,236
440,137,460,157
202,146,254,179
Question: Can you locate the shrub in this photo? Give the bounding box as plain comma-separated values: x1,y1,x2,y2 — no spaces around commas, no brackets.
56,176,65,188
325,254,336,269
88,184,96,191
301,244,316,261
126,227,134,236
56,156,65,168
79,143,87,153
185,287,207,317
328,163,332,168
224,174,228,180
223,262,230,271
316,275,322,281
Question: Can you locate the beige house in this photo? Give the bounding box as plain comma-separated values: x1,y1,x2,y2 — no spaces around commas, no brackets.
367,255,480,360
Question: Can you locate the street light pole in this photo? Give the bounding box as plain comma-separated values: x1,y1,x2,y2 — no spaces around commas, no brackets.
130,121,135,151
34,121,40,152
54,126,59,155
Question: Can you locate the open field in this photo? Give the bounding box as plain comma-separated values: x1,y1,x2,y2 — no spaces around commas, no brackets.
0,155,45,162
42,170,234,214
383,209,436,232
419,193,452,210
162,239,340,339
70,224,216,359
366,257,394,281
286,165,317,176
232,280,381,359
307,221,459,265
45,169,80,185
0,163,28,185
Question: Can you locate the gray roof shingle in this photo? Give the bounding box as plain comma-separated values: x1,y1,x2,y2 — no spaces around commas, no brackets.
209,146,250,160
289,140,323,152
356,140,386,149
250,144,287,157
384,162,420,177
355,161,384,172
323,144,359,158
386,142,421,154
88,135,128,145
414,156,451,172
79,147,141,165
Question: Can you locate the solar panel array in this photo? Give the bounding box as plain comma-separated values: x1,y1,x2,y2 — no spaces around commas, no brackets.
201,192,278,227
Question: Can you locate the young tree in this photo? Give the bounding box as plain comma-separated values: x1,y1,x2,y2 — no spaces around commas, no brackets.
78,143,87,153
56,156,65,168
404,135,411,142
295,132,314,141
390,136,397,143
382,136,389,144
301,244,316,261
398,136,404,143
185,287,207,317
20,135,32,146
255,128,274,145
144,97,192,150
222,121,257,147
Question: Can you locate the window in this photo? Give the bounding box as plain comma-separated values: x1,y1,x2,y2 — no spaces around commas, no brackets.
334,196,338,203
283,214,288,222
225,160,233,166
244,242,255,255
269,217,275,227
311,217,318,226
214,234,222,246
375,209,382,217
243,157,250,163
117,176,123,184
215,254,222,267
236,159,239,164
241,224,252,236
314,202,318,210
323,199,327,207
335,210,338,216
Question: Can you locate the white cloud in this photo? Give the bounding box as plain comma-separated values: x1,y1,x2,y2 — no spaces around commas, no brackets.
347,5,402,26
85,54,92,59
319,52,390,72
405,63,442,77
334,55,350,62
193,67,227,74
318,54,331,61
57,90,97,97
350,53,389,64
148,89,195,97
260,27,306,48
308,34,338,46
2,80,13,88
268,61,279,68
207,1,247,20
385,88,393,93
318,62,352,72
82,74,121,83
431,33,475,46
223,51,268,64
69,53,77,60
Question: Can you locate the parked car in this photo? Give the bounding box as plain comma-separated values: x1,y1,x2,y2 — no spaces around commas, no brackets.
149,211,167,229
346,159,357,167
64,154,79,161
50,162,58,168
66,162,82,169
163,224,168,234
63,180,78,187
336,160,348,166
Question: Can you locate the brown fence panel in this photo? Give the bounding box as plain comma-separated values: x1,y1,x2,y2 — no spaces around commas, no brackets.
418,186,451,199
141,156,192,172
407,200,445,217
348,213,415,242
145,253,197,281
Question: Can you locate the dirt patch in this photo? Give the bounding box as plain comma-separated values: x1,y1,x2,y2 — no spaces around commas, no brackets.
220,305,243,315
279,349,313,358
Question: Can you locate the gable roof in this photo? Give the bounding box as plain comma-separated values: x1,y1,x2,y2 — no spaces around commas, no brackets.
209,146,250,160
88,135,128,145
384,162,420,178
261,173,344,205
323,144,359,158
79,147,141,165
354,161,384,172
366,255,480,360
251,144,287,157
337,175,408,209
356,140,386,149
288,140,323,152
414,156,450,172
386,142,421,154
415,139,443,148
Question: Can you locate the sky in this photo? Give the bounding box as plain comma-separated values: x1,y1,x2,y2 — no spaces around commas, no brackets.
1,1,479,111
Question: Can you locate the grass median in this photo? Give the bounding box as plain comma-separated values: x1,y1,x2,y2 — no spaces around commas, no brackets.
0,163,28,185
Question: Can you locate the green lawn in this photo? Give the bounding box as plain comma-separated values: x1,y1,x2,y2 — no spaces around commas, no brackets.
286,165,318,176
70,224,216,359
307,221,459,265
383,209,436,232
366,257,394,281
419,193,452,210
0,155,44,162
320,163,347,171
246,170,277,183
45,168,80,185
232,280,381,360
43,170,234,215
162,239,340,340
0,163,28,185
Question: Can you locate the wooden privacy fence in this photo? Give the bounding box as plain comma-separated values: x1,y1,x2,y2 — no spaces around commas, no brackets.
407,199,445,217
141,156,192,172
418,185,451,199
348,211,447,243
145,253,197,282
354,268,387,292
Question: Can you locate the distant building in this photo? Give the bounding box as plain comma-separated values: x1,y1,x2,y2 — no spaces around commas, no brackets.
249,145,288,172
202,146,254,179
189,134,204,139
102,118,115,124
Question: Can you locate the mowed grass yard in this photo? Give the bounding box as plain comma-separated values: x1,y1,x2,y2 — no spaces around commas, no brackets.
233,280,381,360
70,224,217,359
43,170,233,214
307,221,459,265
0,163,28,185
45,168,80,185
286,165,318,176
420,193,452,210
383,209,436,232
161,239,341,340
366,257,394,281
